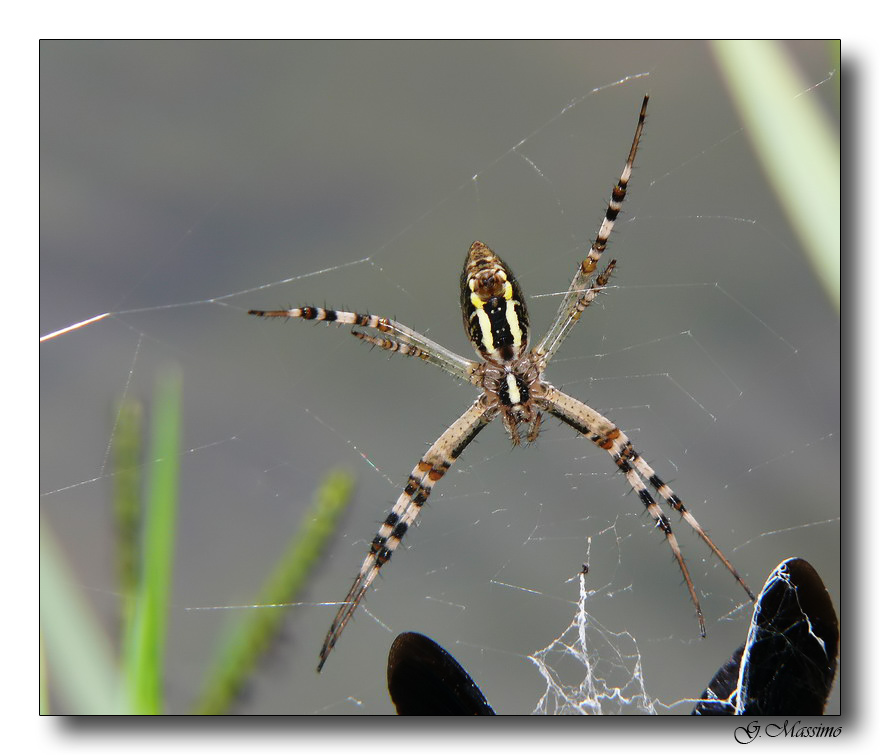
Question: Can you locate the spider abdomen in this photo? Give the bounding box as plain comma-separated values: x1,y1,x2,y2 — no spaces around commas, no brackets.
461,241,529,363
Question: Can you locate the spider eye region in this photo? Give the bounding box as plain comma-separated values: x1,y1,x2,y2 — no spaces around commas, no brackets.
460,241,530,363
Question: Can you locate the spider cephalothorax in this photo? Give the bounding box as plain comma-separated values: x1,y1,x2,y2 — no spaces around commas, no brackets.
249,95,755,672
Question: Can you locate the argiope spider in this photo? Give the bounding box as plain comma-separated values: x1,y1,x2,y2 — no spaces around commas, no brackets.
249,95,755,673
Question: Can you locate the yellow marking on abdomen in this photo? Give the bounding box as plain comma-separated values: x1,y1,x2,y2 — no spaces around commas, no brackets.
505,298,523,353
471,292,496,353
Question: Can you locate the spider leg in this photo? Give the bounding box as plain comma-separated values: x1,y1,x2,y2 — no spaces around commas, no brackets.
540,385,754,635
317,398,496,672
536,93,647,362
624,451,756,601
614,444,707,637
351,329,479,384
535,259,616,368
248,305,476,382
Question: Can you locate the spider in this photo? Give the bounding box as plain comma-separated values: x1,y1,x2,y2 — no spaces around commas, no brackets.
249,95,755,673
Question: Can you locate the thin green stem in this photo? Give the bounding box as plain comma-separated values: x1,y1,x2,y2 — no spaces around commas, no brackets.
192,469,355,714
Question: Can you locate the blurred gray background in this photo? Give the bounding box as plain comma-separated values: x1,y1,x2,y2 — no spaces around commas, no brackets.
40,41,839,714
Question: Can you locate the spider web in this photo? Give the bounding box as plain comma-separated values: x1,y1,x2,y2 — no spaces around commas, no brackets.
40,41,840,715
529,552,657,715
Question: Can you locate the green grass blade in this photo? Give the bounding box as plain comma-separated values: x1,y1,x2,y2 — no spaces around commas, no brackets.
40,519,125,713
40,634,48,714
123,370,182,714
712,40,840,310
192,468,355,714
